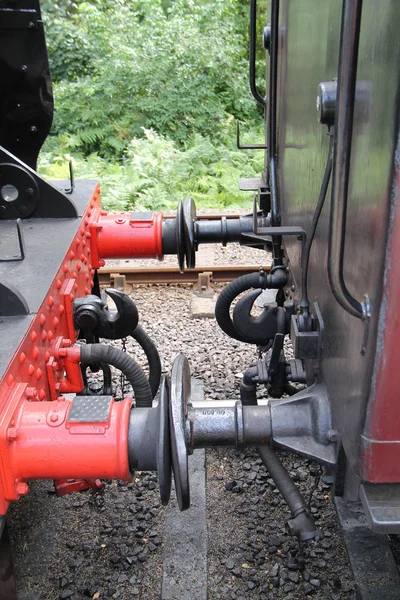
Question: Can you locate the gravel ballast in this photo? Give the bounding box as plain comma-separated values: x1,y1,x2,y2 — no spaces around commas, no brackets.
8,242,358,599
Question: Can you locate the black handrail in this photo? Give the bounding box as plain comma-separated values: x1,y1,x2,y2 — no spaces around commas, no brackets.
327,0,364,319
249,0,266,107
267,0,283,265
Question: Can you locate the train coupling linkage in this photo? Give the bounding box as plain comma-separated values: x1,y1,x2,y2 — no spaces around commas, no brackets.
128,355,338,541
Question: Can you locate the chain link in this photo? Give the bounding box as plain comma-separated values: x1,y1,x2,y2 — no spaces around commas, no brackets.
119,337,128,399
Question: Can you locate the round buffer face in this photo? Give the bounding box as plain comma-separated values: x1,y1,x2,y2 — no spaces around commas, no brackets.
157,376,172,506
169,354,191,511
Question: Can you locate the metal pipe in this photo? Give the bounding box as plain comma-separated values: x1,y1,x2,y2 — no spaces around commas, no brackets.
267,0,283,265
249,0,266,107
194,216,254,245
186,403,271,451
327,0,364,319
258,446,319,541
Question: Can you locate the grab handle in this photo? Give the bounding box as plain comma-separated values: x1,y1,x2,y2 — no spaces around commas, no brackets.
249,0,266,107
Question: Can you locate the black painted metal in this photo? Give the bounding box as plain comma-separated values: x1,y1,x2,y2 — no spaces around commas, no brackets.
236,120,267,149
0,1,53,170
0,147,78,218
74,289,139,340
327,0,364,319
0,180,95,382
267,0,283,265
0,219,25,263
249,0,266,107
275,0,400,493
0,282,28,317
233,289,281,344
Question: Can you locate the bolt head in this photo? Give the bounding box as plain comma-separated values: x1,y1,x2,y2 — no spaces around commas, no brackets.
16,482,29,496
7,427,18,441
286,519,297,536
263,24,271,52
316,81,337,126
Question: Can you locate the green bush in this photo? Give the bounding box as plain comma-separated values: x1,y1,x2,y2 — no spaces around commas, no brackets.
39,127,264,210
43,0,262,155
40,0,267,210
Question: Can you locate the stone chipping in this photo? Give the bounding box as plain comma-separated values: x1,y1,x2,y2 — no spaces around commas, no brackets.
9,240,358,600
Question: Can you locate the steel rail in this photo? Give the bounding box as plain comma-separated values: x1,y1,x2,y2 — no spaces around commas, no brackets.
98,265,271,286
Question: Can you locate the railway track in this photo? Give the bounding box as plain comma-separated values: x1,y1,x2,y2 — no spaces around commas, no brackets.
98,264,270,286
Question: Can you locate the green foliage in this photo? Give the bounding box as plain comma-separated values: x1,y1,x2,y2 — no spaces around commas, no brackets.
39,128,264,210
40,0,266,210
43,0,262,155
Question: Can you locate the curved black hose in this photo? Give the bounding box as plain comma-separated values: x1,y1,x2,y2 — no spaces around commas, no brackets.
258,446,319,541
131,325,162,399
215,269,286,342
81,344,153,408
301,130,334,304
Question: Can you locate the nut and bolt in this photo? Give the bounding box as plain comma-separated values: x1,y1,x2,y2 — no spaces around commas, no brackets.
263,24,271,52
16,482,29,496
316,81,337,126
7,428,18,441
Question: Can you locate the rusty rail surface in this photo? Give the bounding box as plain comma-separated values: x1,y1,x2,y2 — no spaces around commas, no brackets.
98,265,270,286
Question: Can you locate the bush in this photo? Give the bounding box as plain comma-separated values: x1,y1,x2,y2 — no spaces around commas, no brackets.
43,0,262,156
39,127,264,210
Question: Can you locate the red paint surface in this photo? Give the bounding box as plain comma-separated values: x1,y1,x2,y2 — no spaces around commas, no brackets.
90,211,163,268
0,187,166,513
361,167,400,482
9,397,132,481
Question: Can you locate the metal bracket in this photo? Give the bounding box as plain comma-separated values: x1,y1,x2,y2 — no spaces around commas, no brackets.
0,282,29,316
236,121,267,150
0,219,25,262
270,383,337,466
290,301,324,361
0,8,38,30
0,147,78,219
64,159,75,195
193,272,213,298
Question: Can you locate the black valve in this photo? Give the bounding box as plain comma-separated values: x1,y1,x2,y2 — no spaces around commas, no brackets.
73,288,139,340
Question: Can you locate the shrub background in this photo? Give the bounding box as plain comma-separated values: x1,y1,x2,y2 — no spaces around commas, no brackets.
40,0,266,209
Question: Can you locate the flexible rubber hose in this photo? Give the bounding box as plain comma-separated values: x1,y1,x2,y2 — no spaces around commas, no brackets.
81,344,153,408
215,269,286,342
131,325,162,399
